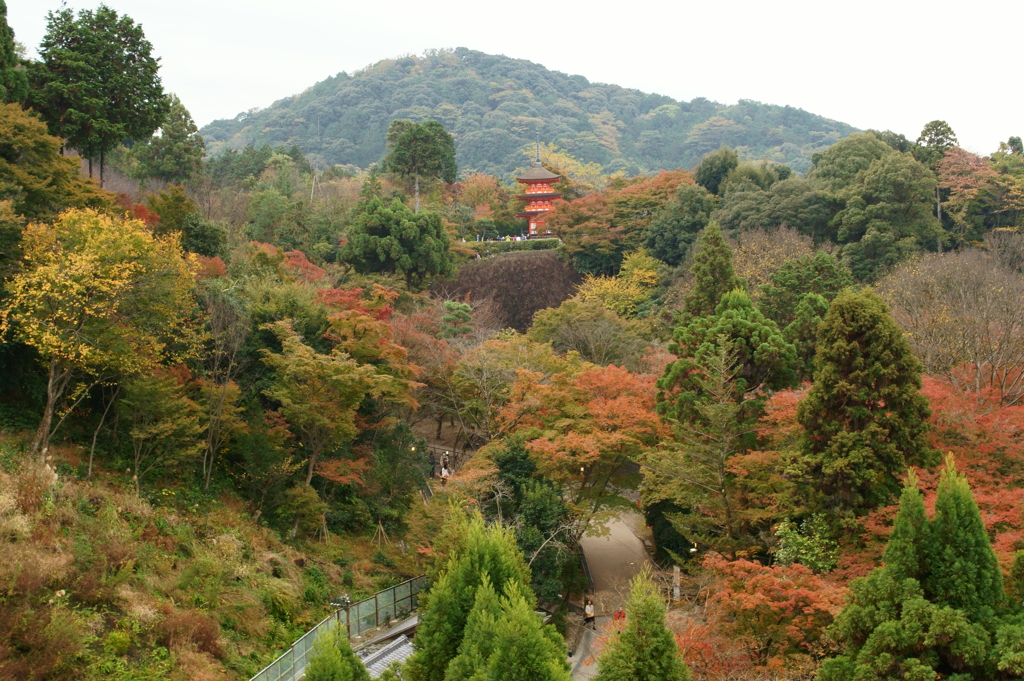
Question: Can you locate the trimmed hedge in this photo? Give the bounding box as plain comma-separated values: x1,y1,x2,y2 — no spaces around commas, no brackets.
461,238,560,255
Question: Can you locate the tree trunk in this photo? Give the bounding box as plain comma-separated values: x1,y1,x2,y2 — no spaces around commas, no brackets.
88,157,93,178
305,447,319,485
936,186,943,253
29,358,70,464
88,386,119,480
414,174,420,213
100,149,105,188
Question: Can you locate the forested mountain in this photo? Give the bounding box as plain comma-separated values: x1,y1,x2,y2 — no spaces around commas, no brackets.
200,48,858,178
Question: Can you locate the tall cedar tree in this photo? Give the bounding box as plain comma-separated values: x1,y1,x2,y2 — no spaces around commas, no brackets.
0,1,28,103
681,222,742,320
30,5,167,185
405,516,532,681
925,456,1004,621
820,460,1019,681
383,119,456,212
594,568,691,681
132,94,206,183
757,251,854,328
796,288,935,512
480,581,571,681
341,196,455,290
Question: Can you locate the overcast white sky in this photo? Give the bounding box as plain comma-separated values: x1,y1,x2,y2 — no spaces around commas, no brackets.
9,0,1019,156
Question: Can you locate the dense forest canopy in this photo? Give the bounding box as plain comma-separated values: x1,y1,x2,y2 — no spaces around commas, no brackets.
5,4,1024,681
200,48,859,178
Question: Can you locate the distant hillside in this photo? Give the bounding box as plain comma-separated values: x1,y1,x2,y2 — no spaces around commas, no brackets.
200,48,858,178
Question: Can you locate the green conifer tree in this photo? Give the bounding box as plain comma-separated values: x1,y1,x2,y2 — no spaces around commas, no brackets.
443,575,503,681
783,292,829,381
439,301,472,339
131,94,206,183
659,289,795,424
681,222,742,320
796,288,935,512
924,455,1004,621
819,462,1021,681
304,622,371,681
880,468,927,582
482,581,571,681
594,568,691,681
0,1,28,103
405,516,532,681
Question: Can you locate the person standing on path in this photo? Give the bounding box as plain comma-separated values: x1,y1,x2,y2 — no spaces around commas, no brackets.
584,599,596,630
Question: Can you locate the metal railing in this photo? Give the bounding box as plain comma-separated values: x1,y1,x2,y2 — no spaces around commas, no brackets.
249,576,426,681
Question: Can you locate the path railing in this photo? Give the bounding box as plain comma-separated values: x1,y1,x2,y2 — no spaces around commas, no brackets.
249,575,426,681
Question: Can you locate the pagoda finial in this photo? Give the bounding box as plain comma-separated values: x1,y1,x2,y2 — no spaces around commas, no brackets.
535,133,542,167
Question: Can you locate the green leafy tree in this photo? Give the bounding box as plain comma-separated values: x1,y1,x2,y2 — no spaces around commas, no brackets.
833,152,941,280
757,251,853,328
119,371,203,495
808,132,893,195
796,289,936,512
645,183,715,266
146,185,226,257
383,119,457,212
341,196,455,289
29,5,168,185
405,515,532,681
693,146,739,196
914,120,958,167
260,320,393,486
0,209,195,461
773,514,839,573
681,222,742,319
131,94,206,183
594,568,691,681
439,300,472,338
304,622,370,681
0,1,28,103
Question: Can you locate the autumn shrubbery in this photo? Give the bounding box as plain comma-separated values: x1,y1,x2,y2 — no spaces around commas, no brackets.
432,250,582,331
0,436,429,680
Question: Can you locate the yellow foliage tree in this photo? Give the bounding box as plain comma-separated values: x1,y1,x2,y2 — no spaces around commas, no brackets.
577,249,661,317
0,209,197,461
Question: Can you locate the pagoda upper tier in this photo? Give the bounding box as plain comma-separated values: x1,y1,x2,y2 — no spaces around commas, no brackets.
515,152,562,236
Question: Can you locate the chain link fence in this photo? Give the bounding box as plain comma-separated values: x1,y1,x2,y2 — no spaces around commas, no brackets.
249,576,426,681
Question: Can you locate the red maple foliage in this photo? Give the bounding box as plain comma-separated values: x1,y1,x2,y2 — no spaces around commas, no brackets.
701,555,845,671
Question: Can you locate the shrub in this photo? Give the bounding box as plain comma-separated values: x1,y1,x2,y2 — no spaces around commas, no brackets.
157,608,223,658
432,251,582,331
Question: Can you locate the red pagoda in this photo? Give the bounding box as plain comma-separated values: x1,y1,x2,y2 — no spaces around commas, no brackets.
516,144,562,236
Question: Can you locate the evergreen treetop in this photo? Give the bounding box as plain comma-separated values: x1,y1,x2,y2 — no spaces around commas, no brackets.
0,0,28,103
796,288,935,512
594,568,691,681
681,221,742,320
405,515,532,681
925,455,1004,621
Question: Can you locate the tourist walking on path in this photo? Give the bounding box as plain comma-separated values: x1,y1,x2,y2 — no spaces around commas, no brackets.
584,599,596,630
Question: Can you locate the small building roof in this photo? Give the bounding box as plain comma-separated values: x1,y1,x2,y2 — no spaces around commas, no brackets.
518,164,561,181
361,635,416,678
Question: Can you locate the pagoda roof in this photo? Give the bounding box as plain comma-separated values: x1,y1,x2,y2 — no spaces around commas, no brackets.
517,163,560,181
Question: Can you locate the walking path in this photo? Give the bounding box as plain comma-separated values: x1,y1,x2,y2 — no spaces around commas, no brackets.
569,510,653,680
